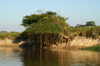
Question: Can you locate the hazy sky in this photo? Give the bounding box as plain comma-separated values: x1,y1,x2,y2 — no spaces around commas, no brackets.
0,0,100,32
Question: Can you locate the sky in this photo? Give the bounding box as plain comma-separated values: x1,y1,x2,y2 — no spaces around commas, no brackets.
0,0,100,32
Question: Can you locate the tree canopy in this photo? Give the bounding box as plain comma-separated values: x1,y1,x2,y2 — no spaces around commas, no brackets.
75,21,96,28
86,21,96,27
21,11,69,34
25,22,62,34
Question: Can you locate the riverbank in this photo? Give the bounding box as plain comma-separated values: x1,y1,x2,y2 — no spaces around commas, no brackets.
0,36,100,49
69,36,100,47
51,36,100,49
0,38,23,47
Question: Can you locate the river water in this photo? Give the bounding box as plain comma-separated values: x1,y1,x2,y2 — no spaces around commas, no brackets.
0,47,100,66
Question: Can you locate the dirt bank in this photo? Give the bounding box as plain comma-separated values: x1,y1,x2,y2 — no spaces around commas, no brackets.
0,36,100,48
0,38,22,47
69,36,100,47
51,36,100,49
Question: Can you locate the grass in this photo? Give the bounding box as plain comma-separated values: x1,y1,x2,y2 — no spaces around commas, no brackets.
79,45,100,52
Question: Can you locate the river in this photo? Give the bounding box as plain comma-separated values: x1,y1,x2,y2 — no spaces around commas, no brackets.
0,47,100,66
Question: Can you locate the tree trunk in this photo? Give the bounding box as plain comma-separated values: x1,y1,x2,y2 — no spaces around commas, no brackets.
45,34,48,47
37,35,39,49
46,34,49,47
40,34,42,49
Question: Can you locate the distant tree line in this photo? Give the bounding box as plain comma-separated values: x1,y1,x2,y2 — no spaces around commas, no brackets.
0,31,8,33
0,31,20,33
75,21,96,28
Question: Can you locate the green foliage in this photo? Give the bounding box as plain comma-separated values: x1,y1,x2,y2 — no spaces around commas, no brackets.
0,32,20,40
65,26,100,39
16,11,70,46
20,11,69,40
75,21,96,28
66,23,70,28
21,11,68,30
25,22,62,34
75,24,81,28
79,45,100,52
19,10,100,46
86,21,96,27
75,24,85,28
46,11,57,16
21,14,42,27
0,31,8,33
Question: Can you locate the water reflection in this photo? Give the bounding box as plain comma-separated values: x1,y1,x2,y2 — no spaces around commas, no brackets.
67,50,100,66
0,47,23,66
0,47,100,66
21,49,100,66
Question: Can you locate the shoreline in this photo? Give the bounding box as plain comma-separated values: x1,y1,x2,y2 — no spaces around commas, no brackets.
0,36,100,49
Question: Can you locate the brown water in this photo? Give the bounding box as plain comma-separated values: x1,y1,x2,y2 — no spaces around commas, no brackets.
0,47,100,66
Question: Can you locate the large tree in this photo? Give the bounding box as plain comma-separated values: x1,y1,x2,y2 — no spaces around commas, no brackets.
20,11,69,48
20,11,69,47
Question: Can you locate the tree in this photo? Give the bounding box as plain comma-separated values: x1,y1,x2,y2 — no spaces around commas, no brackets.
86,21,96,27
21,11,68,30
20,11,69,48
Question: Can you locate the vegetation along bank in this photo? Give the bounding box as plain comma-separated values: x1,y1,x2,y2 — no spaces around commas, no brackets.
0,11,100,49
